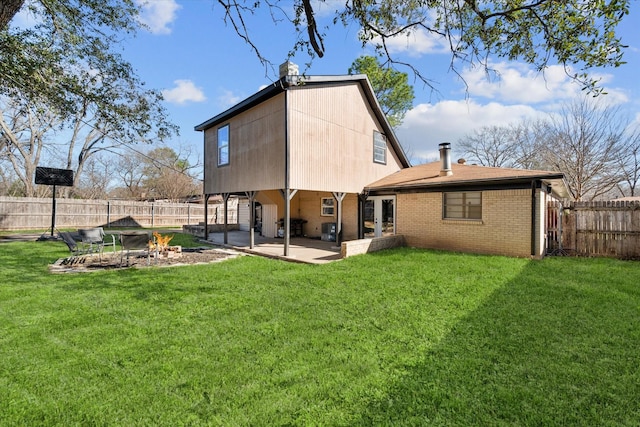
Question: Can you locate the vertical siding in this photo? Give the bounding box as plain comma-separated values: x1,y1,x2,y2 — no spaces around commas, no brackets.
203,95,286,194
288,83,404,192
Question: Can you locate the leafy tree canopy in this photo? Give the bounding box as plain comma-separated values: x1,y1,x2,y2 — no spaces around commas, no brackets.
221,0,630,94
0,0,176,142
348,56,414,128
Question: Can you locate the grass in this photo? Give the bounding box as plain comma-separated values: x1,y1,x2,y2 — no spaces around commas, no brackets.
1,238,639,426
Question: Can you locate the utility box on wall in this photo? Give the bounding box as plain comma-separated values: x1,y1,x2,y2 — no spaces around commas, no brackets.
321,222,336,242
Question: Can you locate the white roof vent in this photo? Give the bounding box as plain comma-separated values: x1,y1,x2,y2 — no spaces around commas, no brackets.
279,61,299,78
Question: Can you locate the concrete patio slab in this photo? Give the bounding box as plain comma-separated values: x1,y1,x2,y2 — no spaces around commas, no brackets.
204,231,342,264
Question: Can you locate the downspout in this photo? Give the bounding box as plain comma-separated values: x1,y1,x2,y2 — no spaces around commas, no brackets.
531,179,537,257
283,80,291,256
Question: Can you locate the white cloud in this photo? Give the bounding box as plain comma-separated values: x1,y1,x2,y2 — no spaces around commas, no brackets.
395,99,546,163
162,80,206,104
312,0,345,18
216,89,244,109
136,0,181,35
376,27,450,57
459,61,629,106
460,62,579,103
395,57,636,164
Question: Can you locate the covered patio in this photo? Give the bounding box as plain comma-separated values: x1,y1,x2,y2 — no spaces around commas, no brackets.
205,230,342,264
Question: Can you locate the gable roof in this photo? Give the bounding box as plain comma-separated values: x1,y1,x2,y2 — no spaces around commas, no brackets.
365,161,571,199
194,74,411,168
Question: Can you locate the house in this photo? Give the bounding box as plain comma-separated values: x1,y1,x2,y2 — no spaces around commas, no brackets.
196,63,570,259
364,143,571,258
195,62,410,255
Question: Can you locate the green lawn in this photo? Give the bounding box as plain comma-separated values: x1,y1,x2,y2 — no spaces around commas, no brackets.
1,238,639,426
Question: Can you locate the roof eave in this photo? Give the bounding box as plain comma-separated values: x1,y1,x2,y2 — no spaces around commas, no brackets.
366,174,569,195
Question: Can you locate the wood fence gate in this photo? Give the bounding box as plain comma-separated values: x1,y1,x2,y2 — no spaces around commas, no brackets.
547,200,640,259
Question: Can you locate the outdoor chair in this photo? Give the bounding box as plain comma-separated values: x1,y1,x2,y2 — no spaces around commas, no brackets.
59,231,84,256
78,227,116,261
119,231,155,266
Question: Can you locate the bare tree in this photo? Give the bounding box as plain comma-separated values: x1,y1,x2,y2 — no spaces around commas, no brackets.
457,121,546,169
458,125,522,167
112,150,146,200
539,97,627,201
72,154,114,199
615,128,640,197
110,146,201,201
0,97,58,197
141,147,201,201
0,49,176,198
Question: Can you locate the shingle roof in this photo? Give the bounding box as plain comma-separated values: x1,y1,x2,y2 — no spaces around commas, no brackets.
366,161,571,199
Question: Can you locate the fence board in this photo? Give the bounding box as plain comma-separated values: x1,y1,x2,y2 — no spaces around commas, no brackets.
0,196,238,231
548,200,640,259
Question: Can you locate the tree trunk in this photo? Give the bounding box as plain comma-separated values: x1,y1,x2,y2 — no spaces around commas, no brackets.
0,0,25,30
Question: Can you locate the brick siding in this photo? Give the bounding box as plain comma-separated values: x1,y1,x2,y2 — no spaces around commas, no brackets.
397,189,540,257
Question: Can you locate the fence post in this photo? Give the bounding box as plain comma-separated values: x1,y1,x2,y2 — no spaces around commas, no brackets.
107,200,111,229
151,203,155,228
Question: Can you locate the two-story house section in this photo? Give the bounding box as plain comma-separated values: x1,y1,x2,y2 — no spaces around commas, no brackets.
195,62,410,256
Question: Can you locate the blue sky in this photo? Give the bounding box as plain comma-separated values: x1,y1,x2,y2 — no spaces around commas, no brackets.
18,0,640,167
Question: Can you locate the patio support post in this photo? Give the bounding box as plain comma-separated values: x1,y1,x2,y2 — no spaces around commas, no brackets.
332,192,346,246
222,193,230,244
245,191,257,249
357,193,368,239
204,194,210,240
50,184,57,237
280,189,298,256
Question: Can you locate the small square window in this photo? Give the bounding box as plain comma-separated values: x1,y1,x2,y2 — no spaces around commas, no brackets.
217,124,229,166
443,192,482,220
321,197,334,216
373,131,387,164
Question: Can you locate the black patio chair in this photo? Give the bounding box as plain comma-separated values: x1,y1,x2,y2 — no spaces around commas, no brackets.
119,231,155,266
78,227,116,261
59,231,84,256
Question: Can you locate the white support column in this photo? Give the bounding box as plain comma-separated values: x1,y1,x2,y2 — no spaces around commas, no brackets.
204,194,210,240
280,189,298,256
332,192,346,245
222,193,230,244
245,191,257,249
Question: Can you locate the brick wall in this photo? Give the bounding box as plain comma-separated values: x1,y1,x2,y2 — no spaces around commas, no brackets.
397,189,537,257
296,191,358,240
341,235,406,258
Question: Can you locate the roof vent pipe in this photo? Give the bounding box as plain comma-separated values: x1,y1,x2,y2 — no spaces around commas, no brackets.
439,142,453,176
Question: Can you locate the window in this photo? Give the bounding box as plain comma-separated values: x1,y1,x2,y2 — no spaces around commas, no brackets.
321,197,334,216
217,124,229,166
373,131,386,164
443,192,482,220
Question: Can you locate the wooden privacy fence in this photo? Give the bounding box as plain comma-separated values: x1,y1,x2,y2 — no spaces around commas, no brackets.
0,196,238,231
547,200,640,259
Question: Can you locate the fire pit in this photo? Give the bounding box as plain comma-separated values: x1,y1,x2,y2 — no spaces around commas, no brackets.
49,247,241,273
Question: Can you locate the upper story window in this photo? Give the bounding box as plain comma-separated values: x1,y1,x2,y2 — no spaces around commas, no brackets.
373,131,387,164
217,124,229,166
443,192,482,220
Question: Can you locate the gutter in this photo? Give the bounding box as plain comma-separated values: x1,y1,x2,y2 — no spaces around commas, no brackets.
531,179,538,257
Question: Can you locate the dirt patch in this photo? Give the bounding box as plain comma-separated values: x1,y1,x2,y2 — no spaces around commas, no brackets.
50,246,242,273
